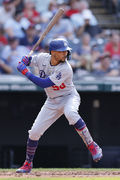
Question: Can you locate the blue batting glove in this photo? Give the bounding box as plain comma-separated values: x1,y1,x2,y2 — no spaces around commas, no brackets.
21,56,32,66
17,62,29,76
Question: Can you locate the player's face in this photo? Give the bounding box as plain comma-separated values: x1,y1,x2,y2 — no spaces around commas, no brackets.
51,51,68,65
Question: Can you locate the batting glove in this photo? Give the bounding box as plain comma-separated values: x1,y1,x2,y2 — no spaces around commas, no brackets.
21,56,32,66
17,62,30,77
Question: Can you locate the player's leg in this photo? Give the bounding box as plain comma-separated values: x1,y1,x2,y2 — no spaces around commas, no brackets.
16,104,63,173
63,92,103,162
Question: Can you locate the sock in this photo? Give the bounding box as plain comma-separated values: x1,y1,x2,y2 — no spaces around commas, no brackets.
74,118,86,130
74,118,93,146
26,138,38,162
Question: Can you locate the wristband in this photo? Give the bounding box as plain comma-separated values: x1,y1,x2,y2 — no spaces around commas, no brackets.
21,68,29,75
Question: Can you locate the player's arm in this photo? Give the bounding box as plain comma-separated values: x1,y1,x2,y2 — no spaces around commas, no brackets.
17,62,55,88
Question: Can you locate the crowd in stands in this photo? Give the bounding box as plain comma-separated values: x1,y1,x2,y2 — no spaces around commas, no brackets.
0,0,120,80
103,0,120,18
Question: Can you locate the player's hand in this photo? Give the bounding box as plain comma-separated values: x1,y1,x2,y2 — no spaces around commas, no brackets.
17,62,29,76
21,56,32,66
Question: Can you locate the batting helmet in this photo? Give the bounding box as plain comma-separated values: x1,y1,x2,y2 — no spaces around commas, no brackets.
49,38,72,60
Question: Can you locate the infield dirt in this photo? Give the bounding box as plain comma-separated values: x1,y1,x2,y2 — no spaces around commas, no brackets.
0,169,120,178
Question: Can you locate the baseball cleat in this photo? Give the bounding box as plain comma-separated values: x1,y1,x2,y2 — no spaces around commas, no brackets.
88,142,103,162
16,160,32,173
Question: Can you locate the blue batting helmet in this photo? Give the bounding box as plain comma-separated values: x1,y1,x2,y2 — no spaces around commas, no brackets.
49,38,72,60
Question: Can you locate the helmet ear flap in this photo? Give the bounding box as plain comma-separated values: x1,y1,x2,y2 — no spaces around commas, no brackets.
67,50,71,60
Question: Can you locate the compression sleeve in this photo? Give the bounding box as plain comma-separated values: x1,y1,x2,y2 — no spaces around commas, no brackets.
26,72,55,88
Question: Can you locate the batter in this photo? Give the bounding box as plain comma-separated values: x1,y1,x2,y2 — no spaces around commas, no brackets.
16,38,102,173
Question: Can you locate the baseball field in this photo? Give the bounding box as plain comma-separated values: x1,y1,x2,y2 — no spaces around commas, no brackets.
0,168,120,180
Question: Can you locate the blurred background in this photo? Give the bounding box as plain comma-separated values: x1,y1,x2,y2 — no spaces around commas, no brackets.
0,0,120,169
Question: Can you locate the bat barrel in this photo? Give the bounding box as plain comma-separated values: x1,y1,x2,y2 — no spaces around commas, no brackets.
28,8,64,57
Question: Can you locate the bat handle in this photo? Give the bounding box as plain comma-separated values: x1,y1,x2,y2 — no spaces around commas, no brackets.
28,50,34,58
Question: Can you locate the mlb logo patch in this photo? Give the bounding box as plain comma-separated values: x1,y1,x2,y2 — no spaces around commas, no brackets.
56,72,61,80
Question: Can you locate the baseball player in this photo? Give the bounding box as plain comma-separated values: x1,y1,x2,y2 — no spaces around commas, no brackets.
16,38,103,173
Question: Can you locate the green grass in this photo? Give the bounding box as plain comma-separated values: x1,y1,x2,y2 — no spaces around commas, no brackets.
0,168,120,171
0,178,120,180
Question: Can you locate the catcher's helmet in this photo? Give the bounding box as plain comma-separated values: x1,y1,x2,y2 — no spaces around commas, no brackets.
49,38,72,60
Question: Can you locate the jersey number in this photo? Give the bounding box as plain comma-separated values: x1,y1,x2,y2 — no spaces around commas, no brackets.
52,83,66,91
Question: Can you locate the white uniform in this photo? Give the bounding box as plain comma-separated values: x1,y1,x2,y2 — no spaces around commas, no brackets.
29,53,81,140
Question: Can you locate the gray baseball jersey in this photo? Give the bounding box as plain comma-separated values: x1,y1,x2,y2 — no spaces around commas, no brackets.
29,52,81,140
30,52,75,98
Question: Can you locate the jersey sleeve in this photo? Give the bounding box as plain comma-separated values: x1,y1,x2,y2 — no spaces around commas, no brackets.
49,65,73,86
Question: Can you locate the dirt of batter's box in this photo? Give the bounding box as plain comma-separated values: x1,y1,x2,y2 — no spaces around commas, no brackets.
0,170,120,178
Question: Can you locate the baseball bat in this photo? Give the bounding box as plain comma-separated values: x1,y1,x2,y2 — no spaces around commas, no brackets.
28,8,64,57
